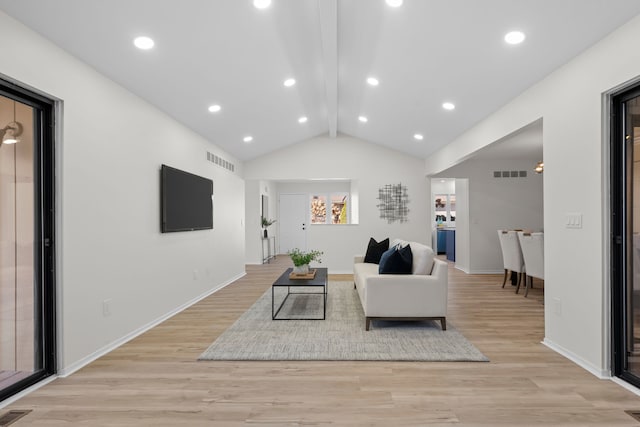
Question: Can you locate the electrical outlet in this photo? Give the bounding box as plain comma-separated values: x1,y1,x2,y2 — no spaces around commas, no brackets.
102,299,112,317
553,298,562,316
193,269,199,280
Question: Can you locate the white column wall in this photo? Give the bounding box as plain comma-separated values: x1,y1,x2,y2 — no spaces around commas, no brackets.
453,179,470,273
0,12,246,373
245,135,429,273
244,180,262,264
424,14,640,375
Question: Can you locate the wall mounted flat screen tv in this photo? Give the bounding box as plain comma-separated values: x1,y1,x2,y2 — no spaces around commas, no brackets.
161,164,213,232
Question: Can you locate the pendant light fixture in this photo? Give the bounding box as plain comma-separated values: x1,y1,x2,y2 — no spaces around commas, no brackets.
1,101,23,145
534,161,544,174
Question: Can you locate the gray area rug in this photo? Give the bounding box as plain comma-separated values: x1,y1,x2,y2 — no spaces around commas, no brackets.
199,281,488,361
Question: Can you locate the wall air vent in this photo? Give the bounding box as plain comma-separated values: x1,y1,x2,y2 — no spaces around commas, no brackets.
207,151,235,173
493,171,528,179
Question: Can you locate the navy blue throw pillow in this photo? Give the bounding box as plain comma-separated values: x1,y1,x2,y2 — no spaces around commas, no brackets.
378,246,396,271
364,237,390,264
379,244,413,274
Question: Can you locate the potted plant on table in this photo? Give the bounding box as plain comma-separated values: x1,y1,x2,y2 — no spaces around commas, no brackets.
287,248,323,275
261,216,276,238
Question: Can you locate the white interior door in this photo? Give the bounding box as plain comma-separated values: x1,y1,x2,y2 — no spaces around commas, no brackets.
279,193,307,253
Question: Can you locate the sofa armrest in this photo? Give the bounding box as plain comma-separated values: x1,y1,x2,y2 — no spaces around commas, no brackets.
354,255,365,264
429,258,448,282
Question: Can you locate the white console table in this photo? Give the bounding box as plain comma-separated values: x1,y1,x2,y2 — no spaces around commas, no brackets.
262,236,276,264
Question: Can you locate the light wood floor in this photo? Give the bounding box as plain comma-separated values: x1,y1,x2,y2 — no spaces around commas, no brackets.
3,256,640,426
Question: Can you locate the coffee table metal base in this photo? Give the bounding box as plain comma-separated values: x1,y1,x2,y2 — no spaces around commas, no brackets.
271,267,327,320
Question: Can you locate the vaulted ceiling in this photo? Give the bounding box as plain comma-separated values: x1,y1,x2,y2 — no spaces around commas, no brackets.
1,0,640,161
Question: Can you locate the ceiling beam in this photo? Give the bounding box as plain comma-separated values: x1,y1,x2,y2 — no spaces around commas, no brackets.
317,0,338,138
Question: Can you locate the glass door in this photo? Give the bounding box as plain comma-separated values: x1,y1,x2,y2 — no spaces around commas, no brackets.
0,81,55,402
612,85,640,386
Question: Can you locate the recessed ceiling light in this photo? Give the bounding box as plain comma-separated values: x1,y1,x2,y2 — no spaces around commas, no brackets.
283,78,296,87
298,116,308,123
208,104,221,113
243,136,253,143
367,77,379,86
414,134,424,141
358,116,368,123
442,102,455,111
504,31,526,45
133,36,154,50
253,0,271,9
386,0,403,7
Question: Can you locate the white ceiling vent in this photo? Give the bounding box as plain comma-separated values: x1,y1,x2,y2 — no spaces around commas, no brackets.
207,151,235,173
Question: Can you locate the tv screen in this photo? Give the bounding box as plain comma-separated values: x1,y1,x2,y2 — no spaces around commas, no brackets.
161,164,213,232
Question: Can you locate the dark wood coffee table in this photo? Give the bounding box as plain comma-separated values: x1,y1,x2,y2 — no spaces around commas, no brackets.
272,267,328,320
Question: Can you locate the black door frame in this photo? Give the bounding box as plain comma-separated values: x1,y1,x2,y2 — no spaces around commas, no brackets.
611,83,640,388
0,78,56,402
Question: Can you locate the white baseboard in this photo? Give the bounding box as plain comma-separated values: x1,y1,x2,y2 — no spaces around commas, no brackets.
468,269,504,275
454,265,470,274
542,338,610,379
58,272,246,378
453,265,504,275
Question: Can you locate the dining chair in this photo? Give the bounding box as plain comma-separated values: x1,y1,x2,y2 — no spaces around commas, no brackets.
517,232,544,297
497,230,525,291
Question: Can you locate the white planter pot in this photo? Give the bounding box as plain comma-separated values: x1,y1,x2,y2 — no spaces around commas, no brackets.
293,264,309,275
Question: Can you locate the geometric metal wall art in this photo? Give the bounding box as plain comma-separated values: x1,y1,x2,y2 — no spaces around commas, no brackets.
376,183,410,223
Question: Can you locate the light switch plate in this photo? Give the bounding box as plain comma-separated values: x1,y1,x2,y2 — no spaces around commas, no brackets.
566,213,582,229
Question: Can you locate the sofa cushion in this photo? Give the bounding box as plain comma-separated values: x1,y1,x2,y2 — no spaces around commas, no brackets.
363,237,389,264
379,244,413,274
411,243,435,275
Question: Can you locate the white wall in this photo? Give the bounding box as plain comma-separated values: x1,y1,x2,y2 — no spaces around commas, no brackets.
431,180,455,196
454,179,470,273
245,135,429,273
435,158,544,274
424,13,640,376
0,11,246,373
244,180,261,264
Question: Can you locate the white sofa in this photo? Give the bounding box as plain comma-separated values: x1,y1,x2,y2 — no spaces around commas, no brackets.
353,239,448,331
